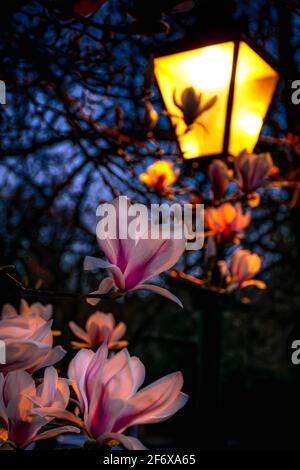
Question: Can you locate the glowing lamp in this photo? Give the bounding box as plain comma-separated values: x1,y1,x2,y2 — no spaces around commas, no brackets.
154,36,279,159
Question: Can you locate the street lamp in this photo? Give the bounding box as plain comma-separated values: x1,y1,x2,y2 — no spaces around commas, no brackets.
154,35,279,160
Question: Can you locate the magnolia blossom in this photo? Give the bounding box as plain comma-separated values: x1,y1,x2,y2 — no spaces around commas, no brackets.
208,159,229,200
235,151,273,192
173,86,217,128
84,197,186,307
35,345,188,450
0,367,79,449
219,249,266,290
69,312,127,350
0,302,65,374
139,160,179,192
2,299,52,321
205,202,250,244
72,0,107,17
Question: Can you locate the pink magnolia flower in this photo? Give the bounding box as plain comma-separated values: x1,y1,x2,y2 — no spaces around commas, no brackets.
72,0,107,17
0,367,79,449
219,249,266,290
84,197,186,307
235,151,273,192
208,159,230,200
0,303,65,375
2,299,52,321
35,345,188,450
69,312,128,350
205,202,250,244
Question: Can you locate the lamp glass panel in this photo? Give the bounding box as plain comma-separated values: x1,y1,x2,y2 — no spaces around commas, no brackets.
229,41,279,156
154,42,234,159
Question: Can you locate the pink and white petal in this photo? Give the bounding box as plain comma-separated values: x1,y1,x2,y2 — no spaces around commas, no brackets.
111,321,127,342
131,284,183,308
32,408,84,428
1,341,50,374
86,292,101,307
100,349,130,387
86,313,113,346
86,278,116,306
37,367,58,407
68,349,94,411
97,197,136,269
113,371,187,430
84,257,124,290
87,312,114,334
53,379,70,410
32,345,66,372
96,432,147,450
1,304,18,319
84,256,108,271
98,276,115,293
124,237,186,289
4,370,35,404
6,395,33,422
29,320,53,344
39,305,53,322
69,322,89,343
33,426,81,442
129,356,146,394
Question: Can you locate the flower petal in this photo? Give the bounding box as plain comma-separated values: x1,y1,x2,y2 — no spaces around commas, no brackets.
131,284,183,308
33,426,81,442
96,432,147,450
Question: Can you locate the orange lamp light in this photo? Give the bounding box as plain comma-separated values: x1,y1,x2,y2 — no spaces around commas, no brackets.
154,36,279,159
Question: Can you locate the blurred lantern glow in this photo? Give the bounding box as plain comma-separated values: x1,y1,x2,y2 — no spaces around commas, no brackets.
154,38,279,159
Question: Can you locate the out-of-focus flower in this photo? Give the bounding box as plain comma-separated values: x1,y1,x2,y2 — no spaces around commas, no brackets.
1,299,52,322
72,0,107,17
36,345,188,450
208,159,229,200
143,102,158,136
69,312,127,350
219,249,266,290
0,367,79,449
205,203,250,244
139,160,179,193
0,303,65,375
84,197,185,307
173,86,217,128
235,151,273,192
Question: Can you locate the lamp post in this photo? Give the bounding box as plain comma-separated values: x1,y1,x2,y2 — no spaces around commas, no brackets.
154,34,279,161
156,34,280,448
